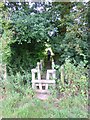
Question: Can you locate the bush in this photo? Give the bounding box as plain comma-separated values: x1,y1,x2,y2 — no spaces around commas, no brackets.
55,58,88,97
1,70,34,98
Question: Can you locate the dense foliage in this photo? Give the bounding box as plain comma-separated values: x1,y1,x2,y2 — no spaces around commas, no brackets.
0,2,89,73
0,1,89,118
1,60,88,118
49,3,88,65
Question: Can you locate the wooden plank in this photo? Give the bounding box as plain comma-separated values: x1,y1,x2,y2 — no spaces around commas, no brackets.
32,80,55,84
35,89,50,94
35,84,46,86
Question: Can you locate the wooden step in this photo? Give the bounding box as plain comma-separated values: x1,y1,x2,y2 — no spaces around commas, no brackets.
35,84,46,86
32,80,55,84
35,89,50,94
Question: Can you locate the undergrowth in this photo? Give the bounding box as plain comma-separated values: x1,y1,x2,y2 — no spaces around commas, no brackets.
0,60,88,118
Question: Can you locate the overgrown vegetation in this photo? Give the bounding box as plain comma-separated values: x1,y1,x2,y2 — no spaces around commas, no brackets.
1,93,88,118
1,2,89,72
1,61,88,118
0,1,89,118
55,59,88,97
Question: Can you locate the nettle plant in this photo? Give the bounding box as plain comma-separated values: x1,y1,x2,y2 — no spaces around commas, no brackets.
55,58,88,96
64,59,88,96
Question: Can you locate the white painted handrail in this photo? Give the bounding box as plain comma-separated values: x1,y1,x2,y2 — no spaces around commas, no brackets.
31,60,56,92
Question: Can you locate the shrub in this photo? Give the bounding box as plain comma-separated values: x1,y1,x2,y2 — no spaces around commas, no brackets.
1,70,34,98
55,58,88,97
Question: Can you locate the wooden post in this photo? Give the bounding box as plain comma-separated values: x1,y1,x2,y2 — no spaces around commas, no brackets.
52,59,55,69
61,65,64,86
31,69,36,89
52,70,56,88
40,60,43,71
37,62,42,90
46,70,49,90
37,62,41,79
52,70,56,79
0,64,7,80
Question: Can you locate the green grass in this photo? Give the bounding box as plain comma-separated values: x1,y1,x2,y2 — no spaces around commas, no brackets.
0,68,88,118
1,92,88,118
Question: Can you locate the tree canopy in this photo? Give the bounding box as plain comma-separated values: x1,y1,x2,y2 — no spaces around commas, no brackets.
0,1,89,72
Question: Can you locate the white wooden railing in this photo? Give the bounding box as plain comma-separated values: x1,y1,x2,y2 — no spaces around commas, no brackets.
31,60,56,93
